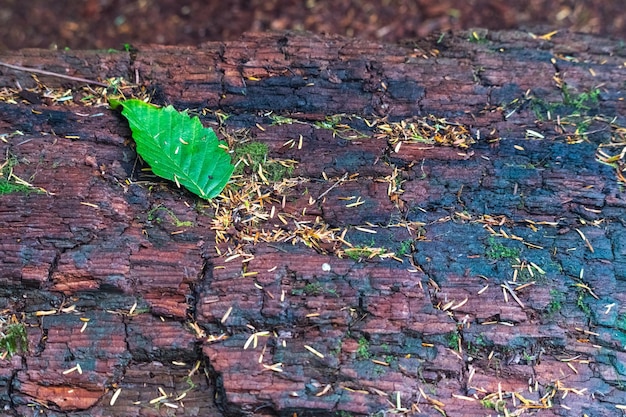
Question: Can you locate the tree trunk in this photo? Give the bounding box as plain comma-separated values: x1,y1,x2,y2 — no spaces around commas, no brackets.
1,30,625,416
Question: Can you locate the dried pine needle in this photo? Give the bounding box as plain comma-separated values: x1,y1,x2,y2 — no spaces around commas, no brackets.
110,388,122,406
304,344,325,358
221,306,233,324
376,115,477,149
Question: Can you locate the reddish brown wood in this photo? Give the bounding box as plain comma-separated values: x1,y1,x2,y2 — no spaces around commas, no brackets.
1,30,625,416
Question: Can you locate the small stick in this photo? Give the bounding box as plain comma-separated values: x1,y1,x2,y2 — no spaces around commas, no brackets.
0,60,109,87
501,282,525,309
315,172,348,202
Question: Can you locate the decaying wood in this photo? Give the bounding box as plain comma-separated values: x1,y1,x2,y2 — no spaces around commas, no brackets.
1,30,625,416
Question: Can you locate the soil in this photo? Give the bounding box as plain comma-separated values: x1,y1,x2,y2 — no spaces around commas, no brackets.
1,0,625,50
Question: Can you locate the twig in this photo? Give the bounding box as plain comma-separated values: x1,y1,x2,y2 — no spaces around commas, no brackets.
315,172,348,202
551,127,609,140
0,61,109,87
501,282,525,309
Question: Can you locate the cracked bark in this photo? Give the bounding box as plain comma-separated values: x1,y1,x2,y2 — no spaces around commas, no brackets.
1,30,626,416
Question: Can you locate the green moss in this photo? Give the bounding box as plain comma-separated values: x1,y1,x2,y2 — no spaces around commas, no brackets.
356,337,371,360
0,180,32,195
269,113,366,139
480,399,495,409
314,115,342,130
396,239,413,257
0,154,36,195
480,398,506,412
562,86,600,110
269,114,296,125
468,30,488,43
467,333,489,355
524,86,602,143
0,322,28,358
576,289,592,317
233,141,293,181
303,282,323,295
344,244,386,261
291,282,338,297
447,330,461,350
345,247,372,261
146,204,193,227
485,237,520,260
530,87,600,120
546,289,564,315
234,141,268,172
516,266,536,283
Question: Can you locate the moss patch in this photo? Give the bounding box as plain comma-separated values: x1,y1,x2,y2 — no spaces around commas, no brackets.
233,141,293,182
0,322,28,358
356,337,371,360
0,154,35,195
485,236,520,260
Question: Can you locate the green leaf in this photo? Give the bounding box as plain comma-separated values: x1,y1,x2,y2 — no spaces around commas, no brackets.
111,99,233,199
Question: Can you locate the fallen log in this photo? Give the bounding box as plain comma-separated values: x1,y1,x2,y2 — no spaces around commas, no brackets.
0,29,625,416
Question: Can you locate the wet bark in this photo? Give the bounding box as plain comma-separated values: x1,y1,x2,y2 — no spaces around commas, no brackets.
1,30,625,416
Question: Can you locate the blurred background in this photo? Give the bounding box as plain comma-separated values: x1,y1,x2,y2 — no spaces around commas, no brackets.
1,0,624,50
